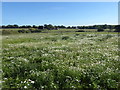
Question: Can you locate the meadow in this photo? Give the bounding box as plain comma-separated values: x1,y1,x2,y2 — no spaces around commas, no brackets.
1,30,120,89
0,28,115,35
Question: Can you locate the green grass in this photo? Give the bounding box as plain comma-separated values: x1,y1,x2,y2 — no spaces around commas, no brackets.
2,32,120,89
0,28,117,35
0,28,30,31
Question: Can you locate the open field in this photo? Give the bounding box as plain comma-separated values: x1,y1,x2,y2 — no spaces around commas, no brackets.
0,28,116,35
2,32,120,89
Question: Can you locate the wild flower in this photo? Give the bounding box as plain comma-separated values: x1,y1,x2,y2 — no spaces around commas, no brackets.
24,86,27,88
2,33,119,89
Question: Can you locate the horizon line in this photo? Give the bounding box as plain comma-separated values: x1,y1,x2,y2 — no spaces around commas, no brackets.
1,23,118,26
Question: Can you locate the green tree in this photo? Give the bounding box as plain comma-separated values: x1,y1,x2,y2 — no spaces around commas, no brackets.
114,25,120,32
38,25,44,29
44,24,54,30
33,25,38,28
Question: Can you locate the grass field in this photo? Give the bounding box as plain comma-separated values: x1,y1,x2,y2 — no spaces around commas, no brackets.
0,28,116,35
2,31,120,89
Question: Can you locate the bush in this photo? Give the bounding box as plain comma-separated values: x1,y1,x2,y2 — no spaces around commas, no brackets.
114,25,120,32
76,30,85,32
2,30,19,35
62,36,70,40
97,28,104,32
29,28,42,33
18,29,26,33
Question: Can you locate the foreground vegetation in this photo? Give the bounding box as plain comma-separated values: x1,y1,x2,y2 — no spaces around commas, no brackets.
2,31,120,89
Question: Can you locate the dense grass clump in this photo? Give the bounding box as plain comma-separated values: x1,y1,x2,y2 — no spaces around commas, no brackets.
2,32,120,89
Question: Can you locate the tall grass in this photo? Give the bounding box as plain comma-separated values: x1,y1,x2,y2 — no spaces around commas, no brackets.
2,32,120,89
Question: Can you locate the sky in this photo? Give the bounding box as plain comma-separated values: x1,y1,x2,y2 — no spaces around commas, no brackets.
2,2,118,26
1,0,120,2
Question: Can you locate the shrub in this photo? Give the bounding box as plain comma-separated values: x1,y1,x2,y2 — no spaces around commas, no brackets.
18,29,26,33
29,28,41,33
76,30,85,32
114,25,120,32
2,30,19,35
97,28,104,32
62,36,70,40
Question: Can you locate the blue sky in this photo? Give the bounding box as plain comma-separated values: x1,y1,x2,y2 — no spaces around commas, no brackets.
2,2,118,26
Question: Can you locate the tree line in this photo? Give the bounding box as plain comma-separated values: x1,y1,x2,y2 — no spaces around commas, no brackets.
1,24,120,32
